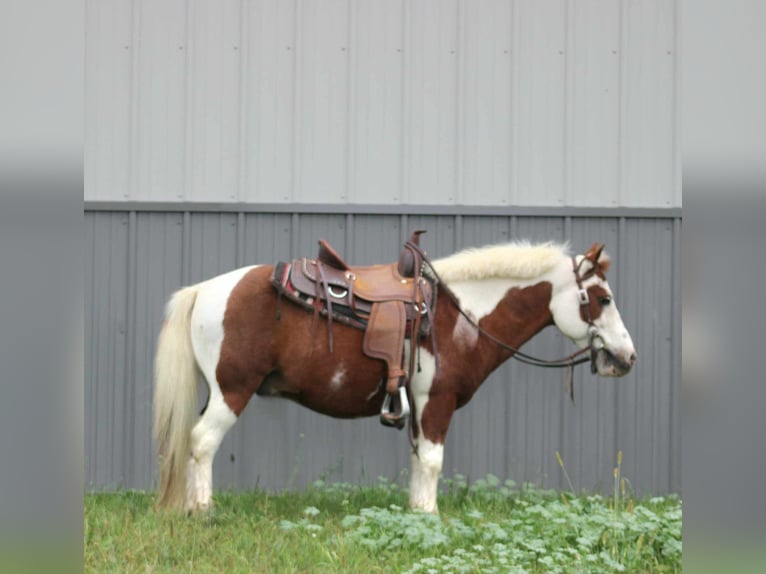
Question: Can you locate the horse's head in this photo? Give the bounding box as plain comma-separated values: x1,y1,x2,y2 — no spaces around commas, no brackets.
549,243,636,377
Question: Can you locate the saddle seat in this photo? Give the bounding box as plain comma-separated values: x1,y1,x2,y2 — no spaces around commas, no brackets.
271,231,434,429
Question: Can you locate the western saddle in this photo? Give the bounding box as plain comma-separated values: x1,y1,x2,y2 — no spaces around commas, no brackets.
270,231,435,428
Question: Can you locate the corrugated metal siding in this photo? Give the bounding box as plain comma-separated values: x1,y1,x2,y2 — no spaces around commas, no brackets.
85,210,681,495
85,0,679,207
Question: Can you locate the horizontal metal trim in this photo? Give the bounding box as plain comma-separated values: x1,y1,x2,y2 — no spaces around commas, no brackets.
84,201,681,219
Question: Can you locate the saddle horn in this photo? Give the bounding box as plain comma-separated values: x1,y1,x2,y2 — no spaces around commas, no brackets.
398,230,427,277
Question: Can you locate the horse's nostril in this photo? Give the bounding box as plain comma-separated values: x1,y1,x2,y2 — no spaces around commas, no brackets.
629,352,637,365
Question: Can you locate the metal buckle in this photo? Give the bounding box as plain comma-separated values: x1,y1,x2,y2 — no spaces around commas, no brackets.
588,326,604,350
327,285,348,299
577,288,589,305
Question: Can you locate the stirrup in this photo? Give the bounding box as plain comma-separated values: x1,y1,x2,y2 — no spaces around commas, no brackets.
380,386,410,429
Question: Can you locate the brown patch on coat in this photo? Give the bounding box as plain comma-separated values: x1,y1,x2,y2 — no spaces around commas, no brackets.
579,284,611,324
416,282,555,444
216,266,386,417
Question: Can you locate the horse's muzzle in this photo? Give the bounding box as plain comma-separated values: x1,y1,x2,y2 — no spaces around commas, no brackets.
595,348,635,377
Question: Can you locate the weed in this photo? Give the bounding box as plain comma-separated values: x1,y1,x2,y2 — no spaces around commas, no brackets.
85,471,681,573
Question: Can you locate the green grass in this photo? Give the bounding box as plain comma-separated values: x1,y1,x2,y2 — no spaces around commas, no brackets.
85,476,681,573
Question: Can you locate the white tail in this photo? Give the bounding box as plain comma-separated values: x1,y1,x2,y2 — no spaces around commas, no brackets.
153,284,201,510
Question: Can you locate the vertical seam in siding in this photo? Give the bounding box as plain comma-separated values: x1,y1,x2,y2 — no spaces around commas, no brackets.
291,212,300,257
236,211,246,267
236,0,249,202
88,215,98,487
289,0,303,202
182,211,191,284
618,0,627,207
616,215,626,471
345,213,355,260
509,0,519,206
181,0,194,201
125,211,138,486
454,0,464,205
563,0,574,206
670,216,681,491
127,0,140,199
399,1,410,204
672,0,681,206
344,0,355,202
562,215,572,489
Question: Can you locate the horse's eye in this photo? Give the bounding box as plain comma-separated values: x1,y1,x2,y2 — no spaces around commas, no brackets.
599,295,612,306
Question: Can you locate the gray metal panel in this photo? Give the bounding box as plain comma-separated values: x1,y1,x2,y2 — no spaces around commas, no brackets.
85,212,130,489
85,0,680,208
85,210,680,496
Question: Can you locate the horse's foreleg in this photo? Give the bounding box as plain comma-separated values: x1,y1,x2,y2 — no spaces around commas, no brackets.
409,392,456,514
409,438,444,513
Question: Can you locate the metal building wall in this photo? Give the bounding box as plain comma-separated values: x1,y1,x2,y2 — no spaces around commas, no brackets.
85,0,679,207
85,0,680,495
85,208,681,495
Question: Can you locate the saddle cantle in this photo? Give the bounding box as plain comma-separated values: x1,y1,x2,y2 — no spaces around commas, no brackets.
270,231,435,429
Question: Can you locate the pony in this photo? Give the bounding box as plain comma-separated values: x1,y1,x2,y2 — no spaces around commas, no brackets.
153,239,636,513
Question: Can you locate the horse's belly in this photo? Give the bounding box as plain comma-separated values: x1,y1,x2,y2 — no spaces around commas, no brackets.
258,368,385,419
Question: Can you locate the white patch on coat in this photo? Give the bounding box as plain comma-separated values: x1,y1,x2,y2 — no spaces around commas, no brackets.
452,311,479,349
330,365,345,390
405,346,443,513
409,439,444,513
185,265,256,511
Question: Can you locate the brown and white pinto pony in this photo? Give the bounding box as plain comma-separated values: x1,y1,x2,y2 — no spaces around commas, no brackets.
154,241,636,513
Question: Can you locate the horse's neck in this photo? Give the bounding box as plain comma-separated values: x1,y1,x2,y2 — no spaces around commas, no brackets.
438,277,555,379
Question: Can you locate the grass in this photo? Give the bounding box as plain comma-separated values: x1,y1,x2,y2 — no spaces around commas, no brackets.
85,469,681,574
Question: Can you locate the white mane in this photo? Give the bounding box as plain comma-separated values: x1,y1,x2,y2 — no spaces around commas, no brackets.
431,241,568,283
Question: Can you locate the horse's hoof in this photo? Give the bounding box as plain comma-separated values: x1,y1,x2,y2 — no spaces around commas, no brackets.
186,501,215,516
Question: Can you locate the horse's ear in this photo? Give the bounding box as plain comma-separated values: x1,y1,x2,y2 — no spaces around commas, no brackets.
598,252,611,273
584,243,605,264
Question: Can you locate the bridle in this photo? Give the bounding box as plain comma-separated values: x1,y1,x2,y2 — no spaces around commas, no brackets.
406,240,606,401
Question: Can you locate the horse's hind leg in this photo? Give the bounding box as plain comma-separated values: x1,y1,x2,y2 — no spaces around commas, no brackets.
185,376,238,512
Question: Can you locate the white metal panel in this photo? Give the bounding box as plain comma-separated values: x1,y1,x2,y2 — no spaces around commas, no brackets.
460,0,513,205
403,0,459,204
568,0,621,207
294,0,350,202
133,0,187,201
85,0,680,207
186,0,242,201
622,0,678,207
515,0,568,206
351,0,405,203
85,0,133,201
243,0,297,202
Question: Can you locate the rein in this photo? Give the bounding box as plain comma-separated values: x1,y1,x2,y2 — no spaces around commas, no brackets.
406,241,601,401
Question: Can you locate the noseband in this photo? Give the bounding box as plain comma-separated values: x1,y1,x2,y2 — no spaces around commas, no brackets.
407,241,605,401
